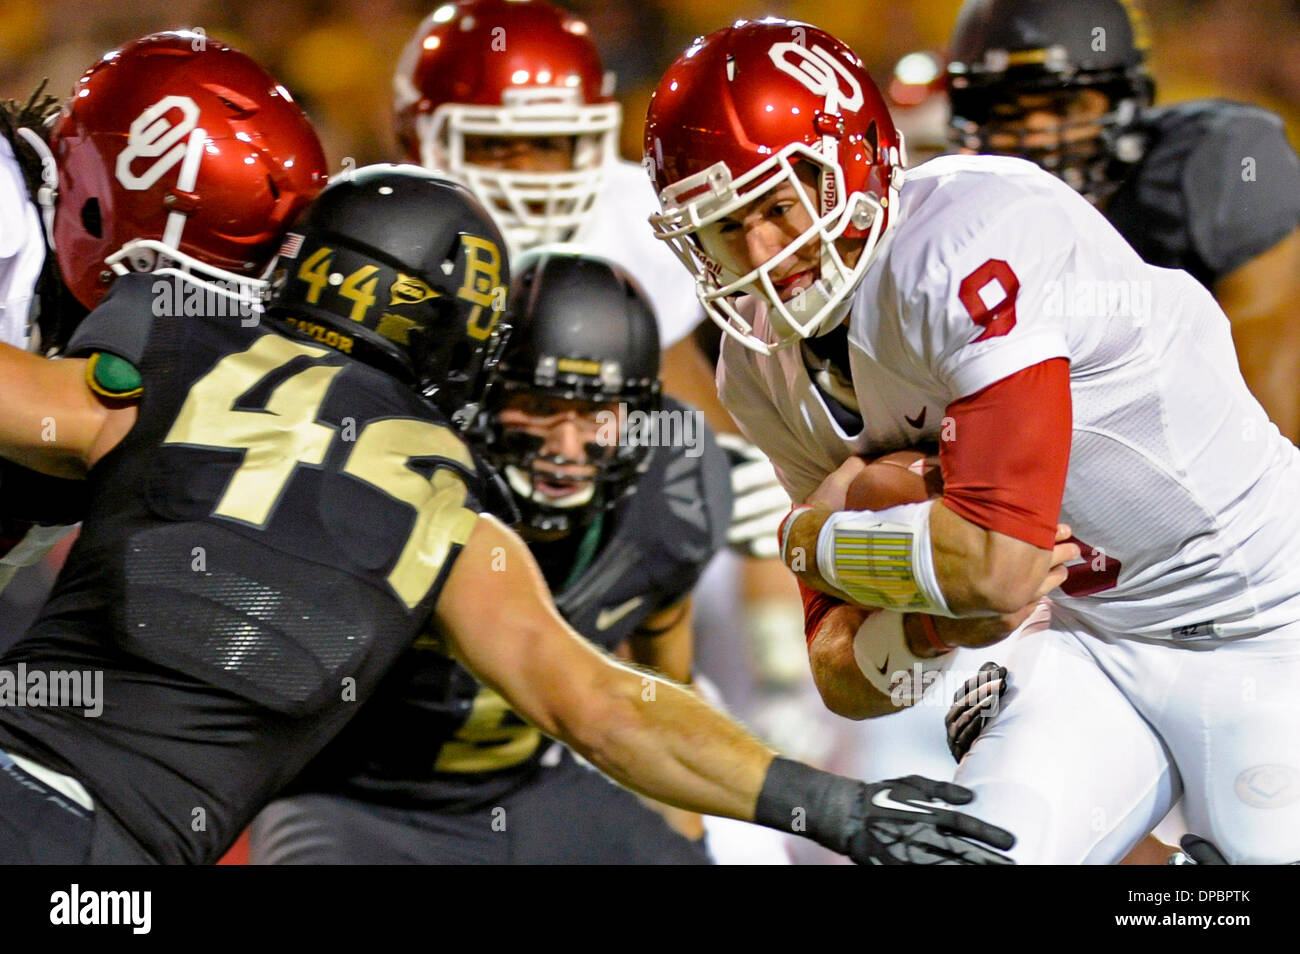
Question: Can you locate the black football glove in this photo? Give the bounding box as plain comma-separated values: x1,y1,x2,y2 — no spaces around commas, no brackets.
848,775,1016,865
754,758,1015,865
945,662,1009,762
1167,834,1230,865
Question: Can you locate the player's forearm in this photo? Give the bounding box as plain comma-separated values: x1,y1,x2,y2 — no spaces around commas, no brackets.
808,608,897,720
929,502,1052,614
783,501,1050,616
441,517,770,820
0,347,104,478
554,655,774,821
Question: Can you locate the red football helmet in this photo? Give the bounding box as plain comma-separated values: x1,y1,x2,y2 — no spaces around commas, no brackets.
393,0,619,255
645,18,904,355
49,31,328,309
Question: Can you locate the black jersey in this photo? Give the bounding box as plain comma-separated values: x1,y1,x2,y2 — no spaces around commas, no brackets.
0,274,507,863
1104,100,1300,289
296,398,732,811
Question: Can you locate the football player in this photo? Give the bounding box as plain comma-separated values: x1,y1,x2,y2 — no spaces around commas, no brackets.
249,250,731,863
393,0,699,345
0,163,1015,865
0,85,77,594
645,17,1300,864
392,1,810,825
393,0,791,561
946,0,1300,440
0,31,327,594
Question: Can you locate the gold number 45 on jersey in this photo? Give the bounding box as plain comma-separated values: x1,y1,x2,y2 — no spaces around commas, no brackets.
164,335,478,609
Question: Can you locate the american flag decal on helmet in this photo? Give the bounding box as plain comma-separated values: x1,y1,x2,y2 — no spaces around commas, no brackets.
278,232,305,259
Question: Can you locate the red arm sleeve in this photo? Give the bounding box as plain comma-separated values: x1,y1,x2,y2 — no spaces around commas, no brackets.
799,579,845,646
938,357,1072,550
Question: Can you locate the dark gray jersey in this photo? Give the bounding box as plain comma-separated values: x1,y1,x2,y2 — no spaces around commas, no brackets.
1104,100,1300,288
553,396,732,650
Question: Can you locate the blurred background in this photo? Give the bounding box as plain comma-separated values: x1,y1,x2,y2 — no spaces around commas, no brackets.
2,0,1298,172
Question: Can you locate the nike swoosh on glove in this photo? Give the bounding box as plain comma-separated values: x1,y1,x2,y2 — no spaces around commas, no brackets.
717,433,790,560
848,775,1016,865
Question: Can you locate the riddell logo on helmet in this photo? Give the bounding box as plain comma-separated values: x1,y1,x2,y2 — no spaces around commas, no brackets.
389,273,441,306
821,171,838,216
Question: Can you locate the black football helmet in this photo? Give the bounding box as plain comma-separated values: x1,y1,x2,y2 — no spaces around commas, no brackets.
268,164,509,427
485,248,661,539
946,0,1155,203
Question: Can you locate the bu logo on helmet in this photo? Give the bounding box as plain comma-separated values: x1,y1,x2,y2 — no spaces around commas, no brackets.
457,235,506,341
115,95,205,191
768,43,864,115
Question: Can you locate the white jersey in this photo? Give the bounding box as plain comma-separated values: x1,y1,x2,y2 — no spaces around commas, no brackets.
0,134,75,593
720,154,1300,641
572,159,704,348
0,135,44,350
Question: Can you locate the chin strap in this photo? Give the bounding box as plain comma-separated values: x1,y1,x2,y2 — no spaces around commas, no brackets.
15,127,57,250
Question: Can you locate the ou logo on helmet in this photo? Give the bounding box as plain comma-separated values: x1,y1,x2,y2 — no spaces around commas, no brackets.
767,42,864,116
115,95,206,192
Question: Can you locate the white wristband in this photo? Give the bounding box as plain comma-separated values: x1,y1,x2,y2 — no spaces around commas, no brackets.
852,610,953,706
816,500,953,616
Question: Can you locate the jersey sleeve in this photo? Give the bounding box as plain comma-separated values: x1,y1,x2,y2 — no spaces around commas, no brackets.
65,271,160,364
896,185,1075,400
1184,106,1300,278
938,358,1072,548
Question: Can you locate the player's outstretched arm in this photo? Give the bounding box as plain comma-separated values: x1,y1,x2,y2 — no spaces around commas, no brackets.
0,344,134,478
435,514,1017,864
437,513,771,819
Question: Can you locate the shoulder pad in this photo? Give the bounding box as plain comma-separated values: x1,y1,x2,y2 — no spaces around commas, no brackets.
65,272,160,365
622,397,731,587
1180,102,1300,277
1118,101,1300,282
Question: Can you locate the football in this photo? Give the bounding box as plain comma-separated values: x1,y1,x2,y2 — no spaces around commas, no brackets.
845,448,943,511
